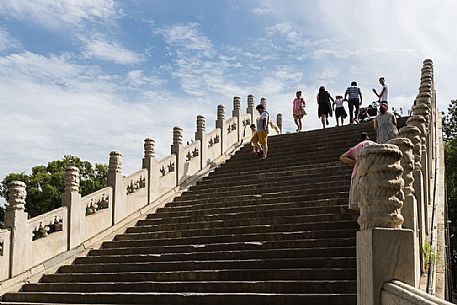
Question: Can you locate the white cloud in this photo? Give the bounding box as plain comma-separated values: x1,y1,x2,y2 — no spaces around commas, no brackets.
0,0,119,28
160,23,214,57
251,4,273,15
0,28,20,51
81,34,144,65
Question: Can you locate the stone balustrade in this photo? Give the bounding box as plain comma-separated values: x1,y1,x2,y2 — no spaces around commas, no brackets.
357,59,448,305
0,95,282,285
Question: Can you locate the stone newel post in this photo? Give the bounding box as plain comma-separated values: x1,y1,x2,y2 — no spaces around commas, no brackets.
399,125,426,272
387,137,420,284
108,151,124,225
407,114,430,234
356,144,416,305
195,115,207,169
232,96,242,141
142,138,156,204
247,94,255,125
277,113,283,134
62,166,81,250
232,96,241,118
216,104,227,154
171,127,184,185
5,181,31,277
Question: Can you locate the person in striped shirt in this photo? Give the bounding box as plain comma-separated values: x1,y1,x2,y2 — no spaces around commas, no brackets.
344,81,363,124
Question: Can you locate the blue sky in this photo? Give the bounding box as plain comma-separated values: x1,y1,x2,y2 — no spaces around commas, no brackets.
0,0,456,201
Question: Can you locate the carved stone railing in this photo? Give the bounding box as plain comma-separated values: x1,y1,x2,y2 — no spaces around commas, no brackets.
28,207,67,267
0,95,282,288
80,187,112,242
357,59,449,304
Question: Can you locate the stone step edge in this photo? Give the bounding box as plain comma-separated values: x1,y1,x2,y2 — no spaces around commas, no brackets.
134,212,355,231
80,246,356,261
104,228,357,247
117,220,357,239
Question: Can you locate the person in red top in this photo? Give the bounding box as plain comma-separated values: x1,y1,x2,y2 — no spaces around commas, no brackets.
292,91,306,132
340,132,376,210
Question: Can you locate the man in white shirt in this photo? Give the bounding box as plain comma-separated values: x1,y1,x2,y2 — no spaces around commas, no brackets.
372,77,388,104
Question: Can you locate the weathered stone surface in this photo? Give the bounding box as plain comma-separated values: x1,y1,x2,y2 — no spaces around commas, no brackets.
357,144,404,230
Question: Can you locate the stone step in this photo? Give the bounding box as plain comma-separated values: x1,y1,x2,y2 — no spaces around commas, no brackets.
144,204,349,224
1,292,357,305
171,191,349,207
182,179,349,197
201,168,350,187
115,220,357,241
158,198,349,218
129,213,356,233
176,185,350,202
212,159,346,175
199,167,351,187
22,280,356,294
90,237,355,257
76,246,356,265
101,229,356,249
41,267,357,283
59,257,356,274
190,172,351,193
205,161,344,180
214,156,347,173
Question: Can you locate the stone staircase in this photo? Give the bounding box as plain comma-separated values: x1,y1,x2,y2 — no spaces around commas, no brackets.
1,121,393,305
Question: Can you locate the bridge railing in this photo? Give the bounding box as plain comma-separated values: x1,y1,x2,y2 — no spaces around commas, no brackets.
0,95,282,287
356,59,452,305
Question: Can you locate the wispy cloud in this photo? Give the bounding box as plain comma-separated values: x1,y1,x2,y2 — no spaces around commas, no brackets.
160,23,214,57
0,27,20,51
80,34,144,65
251,3,273,15
0,0,120,29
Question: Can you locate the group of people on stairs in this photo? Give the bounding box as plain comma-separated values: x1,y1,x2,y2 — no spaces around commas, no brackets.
250,77,397,162
292,77,397,143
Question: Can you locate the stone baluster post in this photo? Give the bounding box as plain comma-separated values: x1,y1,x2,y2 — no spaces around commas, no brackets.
108,151,124,225
407,114,430,235
215,104,227,155
5,181,32,277
415,91,434,214
399,125,426,272
195,115,208,169
247,94,255,126
232,96,242,142
277,113,283,134
61,166,81,250
357,144,416,305
142,138,157,204
171,127,184,185
387,137,420,284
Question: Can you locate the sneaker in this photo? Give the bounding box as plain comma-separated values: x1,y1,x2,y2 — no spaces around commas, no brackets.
260,156,267,160
326,119,329,125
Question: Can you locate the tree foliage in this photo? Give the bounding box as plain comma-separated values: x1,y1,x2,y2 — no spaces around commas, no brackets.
444,100,457,289
0,156,107,226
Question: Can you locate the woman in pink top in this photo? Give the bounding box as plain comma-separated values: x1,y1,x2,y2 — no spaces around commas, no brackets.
340,132,376,210
292,91,306,132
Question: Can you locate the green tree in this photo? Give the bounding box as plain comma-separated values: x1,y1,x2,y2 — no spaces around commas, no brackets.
444,100,457,289
0,156,107,226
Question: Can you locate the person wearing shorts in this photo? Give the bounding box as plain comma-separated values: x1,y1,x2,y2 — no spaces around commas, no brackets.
251,104,269,159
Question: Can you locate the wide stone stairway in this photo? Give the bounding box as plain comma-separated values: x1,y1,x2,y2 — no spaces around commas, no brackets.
1,121,389,305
